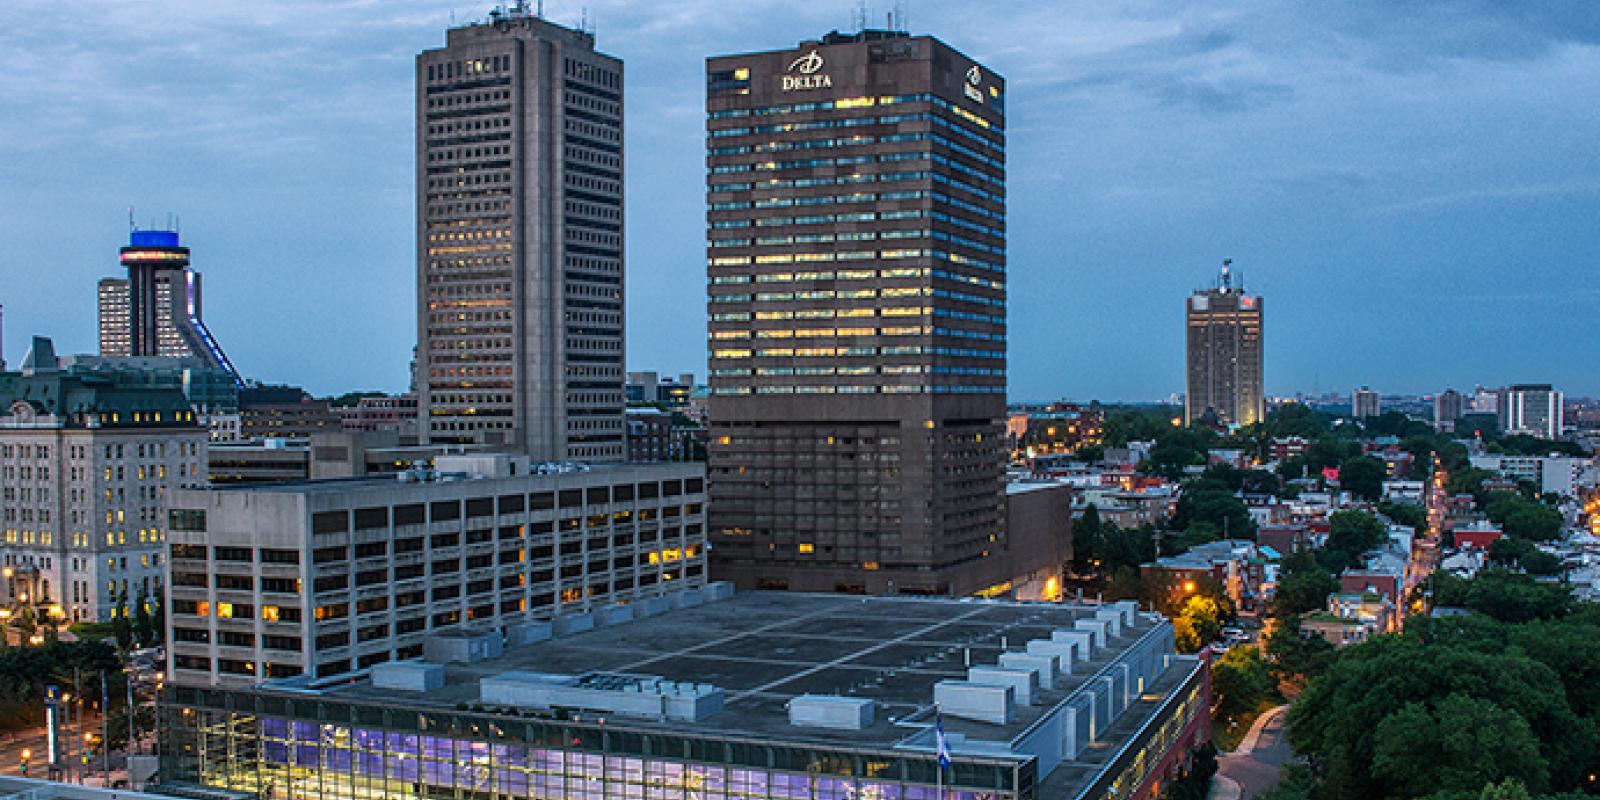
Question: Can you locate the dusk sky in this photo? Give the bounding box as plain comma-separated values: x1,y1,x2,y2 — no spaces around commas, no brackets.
1,1,1596,401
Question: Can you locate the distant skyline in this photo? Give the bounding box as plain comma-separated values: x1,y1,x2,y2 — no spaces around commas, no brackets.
1,1,1596,399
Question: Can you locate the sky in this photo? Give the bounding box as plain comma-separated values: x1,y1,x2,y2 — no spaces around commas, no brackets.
1,0,1596,402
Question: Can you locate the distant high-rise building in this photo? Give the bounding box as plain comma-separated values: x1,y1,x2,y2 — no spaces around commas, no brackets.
415,8,625,461
1502,384,1564,439
705,29,1010,595
1434,388,1465,429
1472,385,1503,415
1185,262,1263,428
1352,387,1381,420
98,228,240,384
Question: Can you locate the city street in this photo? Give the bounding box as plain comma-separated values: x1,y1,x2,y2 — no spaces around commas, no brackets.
1216,705,1296,799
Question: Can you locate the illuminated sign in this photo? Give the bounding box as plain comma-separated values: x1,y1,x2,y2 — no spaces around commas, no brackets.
119,250,188,264
782,49,832,91
964,65,985,104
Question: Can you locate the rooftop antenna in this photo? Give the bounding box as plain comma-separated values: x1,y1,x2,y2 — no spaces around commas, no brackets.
128,207,135,234
1220,258,1233,292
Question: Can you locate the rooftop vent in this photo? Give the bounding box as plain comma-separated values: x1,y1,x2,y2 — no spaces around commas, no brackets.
423,628,504,664
789,695,874,730
481,672,724,723
371,661,445,692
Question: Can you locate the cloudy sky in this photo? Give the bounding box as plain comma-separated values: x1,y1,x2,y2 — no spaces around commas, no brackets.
1,0,1596,400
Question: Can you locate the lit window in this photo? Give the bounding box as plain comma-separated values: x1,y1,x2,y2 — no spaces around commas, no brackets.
798,543,815,554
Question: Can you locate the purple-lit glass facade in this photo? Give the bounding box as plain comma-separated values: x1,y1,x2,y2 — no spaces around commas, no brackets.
161,692,1024,800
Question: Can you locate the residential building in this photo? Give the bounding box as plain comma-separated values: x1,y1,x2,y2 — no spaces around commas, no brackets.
1433,388,1465,430
0,337,207,623
705,30,1009,595
1145,539,1264,612
97,228,241,382
160,591,1211,800
164,457,707,687
1351,387,1380,420
624,407,674,463
1501,383,1564,439
1185,262,1264,428
1301,591,1395,647
415,9,625,460
1452,521,1504,551
1469,453,1596,498
1005,403,1104,461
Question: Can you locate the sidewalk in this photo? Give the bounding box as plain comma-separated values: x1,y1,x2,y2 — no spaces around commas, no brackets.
1209,775,1244,800
1232,705,1288,756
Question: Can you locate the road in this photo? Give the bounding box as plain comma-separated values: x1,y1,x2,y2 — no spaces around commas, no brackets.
1215,705,1295,799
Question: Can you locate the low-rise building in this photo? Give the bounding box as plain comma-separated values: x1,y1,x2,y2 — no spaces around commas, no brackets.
1302,591,1395,647
625,407,674,463
165,457,707,687
1452,521,1504,551
160,591,1212,800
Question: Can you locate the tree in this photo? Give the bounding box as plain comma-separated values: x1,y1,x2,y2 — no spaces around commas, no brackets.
1289,637,1595,798
1173,594,1226,653
1378,501,1428,531
1371,693,1548,797
1273,551,1339,616
1174,485,1255,540
1212,646,1276,725
1322,510,1388,571
1338,455,1387,502
1265,617,1335,684
1461,570,1574,623
133,593,155,647
1503,506,1563,542
112,591,133,652
1071,505,1105,575
1147,427,1212,479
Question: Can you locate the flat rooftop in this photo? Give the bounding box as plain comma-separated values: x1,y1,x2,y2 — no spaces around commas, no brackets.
201,461,698,495
294,592,1170,754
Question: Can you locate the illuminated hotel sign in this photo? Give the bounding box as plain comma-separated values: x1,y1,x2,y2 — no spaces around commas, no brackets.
964,65,985,104
782,49,832,91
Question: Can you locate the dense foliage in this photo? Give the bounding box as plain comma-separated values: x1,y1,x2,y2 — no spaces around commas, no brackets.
0,639,122,731
1282,576,1600,800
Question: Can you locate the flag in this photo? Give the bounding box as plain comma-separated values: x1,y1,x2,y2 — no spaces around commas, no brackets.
934,707,951,771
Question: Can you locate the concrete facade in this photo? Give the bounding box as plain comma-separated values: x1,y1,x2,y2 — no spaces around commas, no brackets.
1,350,207,623
165,460,706,687
415,10,625,461
1185,264,1263,428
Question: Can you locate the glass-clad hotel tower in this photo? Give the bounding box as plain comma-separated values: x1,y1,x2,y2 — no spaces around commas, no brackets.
704,30,1008,596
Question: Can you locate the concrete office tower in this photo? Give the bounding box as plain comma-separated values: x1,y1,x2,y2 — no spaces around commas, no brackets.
1352,387,1381,420
98,228,241,383
705,30,1008,595
1185,263,1264,428
0,337,208,623
1434,388,1465,429
1503,384,1565,439
416,6,625,461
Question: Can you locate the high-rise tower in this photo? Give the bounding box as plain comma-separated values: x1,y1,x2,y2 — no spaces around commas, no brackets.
415,6,625,461
98,228,241,383
705,30,1008,595
1185,262,1264,428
